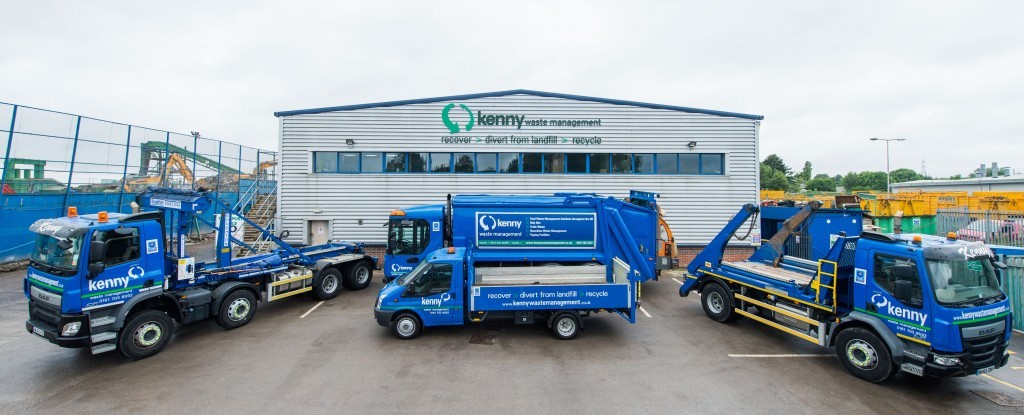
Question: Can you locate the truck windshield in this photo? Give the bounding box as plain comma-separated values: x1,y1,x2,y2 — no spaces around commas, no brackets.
388,219,429,256
395,260,430,287
925,258,1003,307
30,234,83,271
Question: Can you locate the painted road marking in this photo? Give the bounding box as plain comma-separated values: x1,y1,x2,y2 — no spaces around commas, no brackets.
982,374,1024,394
728,354,833,358
300,301,325,319
639,306,652,318
672,277,684,286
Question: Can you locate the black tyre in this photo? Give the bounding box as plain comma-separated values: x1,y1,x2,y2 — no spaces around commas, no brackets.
118,310,174,360
343,261,373,290
216,289,258,329
551,313,581,340
834,327,898,383
391,312,422,339
313,268,343,300
701,283,738,323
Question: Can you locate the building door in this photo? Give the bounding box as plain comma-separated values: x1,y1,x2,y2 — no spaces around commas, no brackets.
307,220,329,245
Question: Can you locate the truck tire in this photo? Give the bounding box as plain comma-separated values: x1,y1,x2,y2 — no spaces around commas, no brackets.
313,268,343,300
701,283,738,323
551,313,581,340
834,327,898,383
118,310,174,360
391,313,422,339
216,289,258,330
343,261,373,290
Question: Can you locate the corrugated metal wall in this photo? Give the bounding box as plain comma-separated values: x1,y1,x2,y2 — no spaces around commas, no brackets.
277,94,759,246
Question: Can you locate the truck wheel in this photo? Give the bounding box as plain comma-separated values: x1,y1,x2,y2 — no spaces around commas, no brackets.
701,283,738,323
313,268,342,300
118,310,174,360
216,290,258,330
391,313,422,339
834,327,898,383
551,313,580,340
343,261,373,290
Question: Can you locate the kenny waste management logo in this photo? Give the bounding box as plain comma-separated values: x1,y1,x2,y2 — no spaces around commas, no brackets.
390,263,414,274
422,292,451,307
870,292,928,326
87,265,144,292
479,215,522,231
442,103,475,133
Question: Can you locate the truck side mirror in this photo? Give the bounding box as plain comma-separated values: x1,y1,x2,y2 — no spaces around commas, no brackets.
893,280,912,303
88,262,106,276
89,240,106,263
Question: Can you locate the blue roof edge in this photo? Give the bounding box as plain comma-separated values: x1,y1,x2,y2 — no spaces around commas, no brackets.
273,89,764,120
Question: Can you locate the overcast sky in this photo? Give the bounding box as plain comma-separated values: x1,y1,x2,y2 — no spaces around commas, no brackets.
2,1,1022,178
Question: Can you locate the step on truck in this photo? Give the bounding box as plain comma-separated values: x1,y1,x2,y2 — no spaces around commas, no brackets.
375,192,661,339
383,190,677,281
679,202,1013,382
25,187,377,360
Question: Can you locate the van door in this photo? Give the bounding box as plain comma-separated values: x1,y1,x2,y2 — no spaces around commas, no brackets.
866,252,932,344
403,261,462,325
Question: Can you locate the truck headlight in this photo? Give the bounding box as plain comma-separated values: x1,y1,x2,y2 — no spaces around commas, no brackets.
376,295,384,309
61,322,82,337
932,355,961,367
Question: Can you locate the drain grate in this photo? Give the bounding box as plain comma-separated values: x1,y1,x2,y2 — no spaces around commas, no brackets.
469,333,496,345
972,390,1024,407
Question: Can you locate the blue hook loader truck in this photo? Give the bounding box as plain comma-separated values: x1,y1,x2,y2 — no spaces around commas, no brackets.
679,201,1012,382
374,192,667,339
24,187,377,360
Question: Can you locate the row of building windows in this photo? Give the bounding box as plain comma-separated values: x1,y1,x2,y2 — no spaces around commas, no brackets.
313,152,725,175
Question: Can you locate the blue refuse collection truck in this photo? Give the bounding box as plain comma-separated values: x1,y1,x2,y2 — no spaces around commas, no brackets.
374,192,663,339
25,187,377,360
383,190,677,281
679,201,1012,382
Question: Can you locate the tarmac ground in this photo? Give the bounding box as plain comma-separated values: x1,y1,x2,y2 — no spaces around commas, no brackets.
1,268,1023,414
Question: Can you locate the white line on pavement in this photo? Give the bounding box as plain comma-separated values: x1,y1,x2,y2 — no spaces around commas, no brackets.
300,301,325,319
982,374,1024,394
728,354,833,358
639,306,652,318
672,277,684,285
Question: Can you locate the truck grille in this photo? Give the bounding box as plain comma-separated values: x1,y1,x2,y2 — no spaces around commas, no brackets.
961,319,1006,368
30,301,60,330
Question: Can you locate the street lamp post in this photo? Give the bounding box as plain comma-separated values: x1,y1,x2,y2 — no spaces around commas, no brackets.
870,137,907,194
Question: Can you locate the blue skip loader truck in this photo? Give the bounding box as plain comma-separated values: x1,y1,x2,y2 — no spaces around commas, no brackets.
680,201,1012,382
25,188,377,360
375,192,665,339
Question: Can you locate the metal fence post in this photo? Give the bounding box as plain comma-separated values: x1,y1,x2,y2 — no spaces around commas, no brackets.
215,141,223,216
0,105,18,207
160,131,170,186
117,125,132,212
237,145,242,206
62,116,83,213
191,132,198,190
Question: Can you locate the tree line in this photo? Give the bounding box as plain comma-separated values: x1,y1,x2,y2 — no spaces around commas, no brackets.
759,154,948,192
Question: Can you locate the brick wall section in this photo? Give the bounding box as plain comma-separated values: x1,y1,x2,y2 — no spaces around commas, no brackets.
677,246,755,266
358,244,754,269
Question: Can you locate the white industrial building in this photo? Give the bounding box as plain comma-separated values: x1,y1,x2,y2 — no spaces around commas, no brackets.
273,90,762,249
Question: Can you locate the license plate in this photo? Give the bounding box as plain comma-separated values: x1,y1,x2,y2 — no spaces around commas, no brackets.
32,326,45,337
977,365,995,375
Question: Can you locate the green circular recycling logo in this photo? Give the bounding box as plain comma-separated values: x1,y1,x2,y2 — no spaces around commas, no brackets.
441,103,475,133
